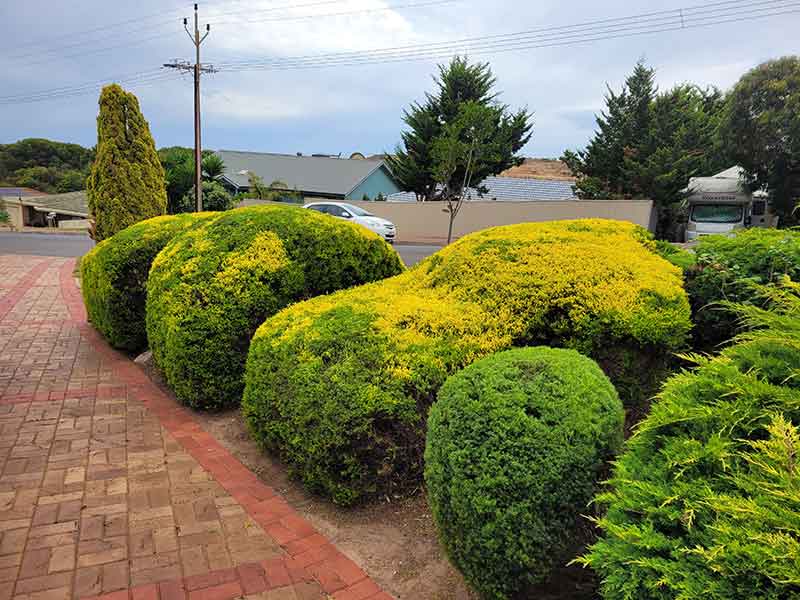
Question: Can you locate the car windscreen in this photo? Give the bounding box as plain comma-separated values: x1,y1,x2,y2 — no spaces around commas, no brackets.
691,204,744,224
342,204,374,217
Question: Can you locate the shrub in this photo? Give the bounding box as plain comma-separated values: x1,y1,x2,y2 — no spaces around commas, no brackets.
81,213,216,352
87,84,168,241
146,205,403,411
653,239,695,270
581,280,800,599
182,181,235,212
243,219,690,504
425,347,624,600
685,227,800,349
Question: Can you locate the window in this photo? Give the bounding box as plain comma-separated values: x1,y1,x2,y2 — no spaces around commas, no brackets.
341,204,374,217
691,204,744,224
308,204,329,214
328,205,351,218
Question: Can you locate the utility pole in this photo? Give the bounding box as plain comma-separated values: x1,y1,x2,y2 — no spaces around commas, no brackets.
163,3,215,211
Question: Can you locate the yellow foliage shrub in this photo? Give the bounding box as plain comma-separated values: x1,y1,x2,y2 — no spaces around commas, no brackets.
243,219,691,504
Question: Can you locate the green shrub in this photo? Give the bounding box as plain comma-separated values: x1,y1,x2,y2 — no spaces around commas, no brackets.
425,347,624,600
81,213,216,352
581,280,800,599
243,219,690,505
653,239,696,270
146,205,403,411
685,227,800,349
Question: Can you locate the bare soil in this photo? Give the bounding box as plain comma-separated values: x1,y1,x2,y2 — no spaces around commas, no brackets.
501,159,576,181
139,357,598,600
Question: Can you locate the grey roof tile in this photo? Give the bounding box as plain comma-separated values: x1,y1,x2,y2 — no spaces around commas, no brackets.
387,176,576,202
216,150,389,197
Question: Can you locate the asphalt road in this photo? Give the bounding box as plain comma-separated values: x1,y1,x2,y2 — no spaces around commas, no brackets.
0,232,440,266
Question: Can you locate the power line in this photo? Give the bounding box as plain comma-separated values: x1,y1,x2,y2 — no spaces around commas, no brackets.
212,0,455,25
1,0,796,105
214,0,796,70
5,0,455,67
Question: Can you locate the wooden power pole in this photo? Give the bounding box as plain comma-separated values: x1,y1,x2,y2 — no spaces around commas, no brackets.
163,3,215,211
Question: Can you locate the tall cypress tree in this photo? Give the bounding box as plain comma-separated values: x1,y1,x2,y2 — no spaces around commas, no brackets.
87,84,167,241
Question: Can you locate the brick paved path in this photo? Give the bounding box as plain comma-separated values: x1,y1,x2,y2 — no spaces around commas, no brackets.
0,256,391,600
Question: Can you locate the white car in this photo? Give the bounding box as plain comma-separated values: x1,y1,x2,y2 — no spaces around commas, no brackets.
303,202,396,243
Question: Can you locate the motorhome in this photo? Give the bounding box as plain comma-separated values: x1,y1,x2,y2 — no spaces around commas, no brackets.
684,166,777,241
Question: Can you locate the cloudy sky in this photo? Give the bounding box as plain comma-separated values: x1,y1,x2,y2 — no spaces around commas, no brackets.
1,0,797,158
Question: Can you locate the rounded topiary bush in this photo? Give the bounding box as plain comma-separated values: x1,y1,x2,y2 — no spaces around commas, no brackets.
81,212,217,352
146,204,403,410
243,219,690,504
425,347,624,600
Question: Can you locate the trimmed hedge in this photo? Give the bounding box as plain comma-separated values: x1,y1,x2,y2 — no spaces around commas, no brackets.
425,347,624,600
81,213,216,352
685,227,800,349
243,219,690,504
146,205,403,410
581,281,800,599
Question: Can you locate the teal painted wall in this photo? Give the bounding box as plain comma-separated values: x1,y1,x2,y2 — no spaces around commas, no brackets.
347,165,402,200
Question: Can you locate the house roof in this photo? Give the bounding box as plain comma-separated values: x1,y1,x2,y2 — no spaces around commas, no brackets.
20,190,89,217
0,187,48,198
387,176,576,202
216,150,390,197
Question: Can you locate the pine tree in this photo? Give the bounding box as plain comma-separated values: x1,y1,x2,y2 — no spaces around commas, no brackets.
385,56,532,201
87,84,167,241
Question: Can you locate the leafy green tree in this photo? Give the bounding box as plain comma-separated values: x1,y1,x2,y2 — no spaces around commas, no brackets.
386,56,532,201
720,56,800,225
56,169,87,193
182,181,234,211
159,147,195,213
201,153,225,181
87,84,167,241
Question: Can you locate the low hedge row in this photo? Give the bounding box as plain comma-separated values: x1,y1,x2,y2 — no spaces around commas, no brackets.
425,347,624,599
243,219,691,504
81,213,216,352
582,280,800,599
685,227,800,349
146,205,404,410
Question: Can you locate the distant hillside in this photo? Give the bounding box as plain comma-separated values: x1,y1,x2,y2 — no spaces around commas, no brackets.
0,138,94,194
501,158,575,181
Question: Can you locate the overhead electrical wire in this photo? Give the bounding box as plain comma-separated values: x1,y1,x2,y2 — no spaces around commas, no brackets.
214,0,796,70
1,0,796,105
4,0,454,66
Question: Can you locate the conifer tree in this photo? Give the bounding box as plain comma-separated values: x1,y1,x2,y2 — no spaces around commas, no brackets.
87,84,167,241
386,56,532,201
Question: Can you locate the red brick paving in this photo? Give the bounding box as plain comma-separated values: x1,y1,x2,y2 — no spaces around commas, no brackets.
0,255,392,600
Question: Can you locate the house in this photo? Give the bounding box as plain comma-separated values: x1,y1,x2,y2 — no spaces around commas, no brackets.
386,176,577,202
215,150,402,202
0,190,88,229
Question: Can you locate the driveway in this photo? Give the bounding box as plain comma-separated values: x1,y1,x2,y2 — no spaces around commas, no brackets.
0,232,440,265
0,254,389,600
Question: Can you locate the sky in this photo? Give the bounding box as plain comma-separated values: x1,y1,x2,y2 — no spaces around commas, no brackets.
1,0,798,158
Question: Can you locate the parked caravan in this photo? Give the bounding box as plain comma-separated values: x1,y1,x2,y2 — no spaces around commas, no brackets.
684,166,777,241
